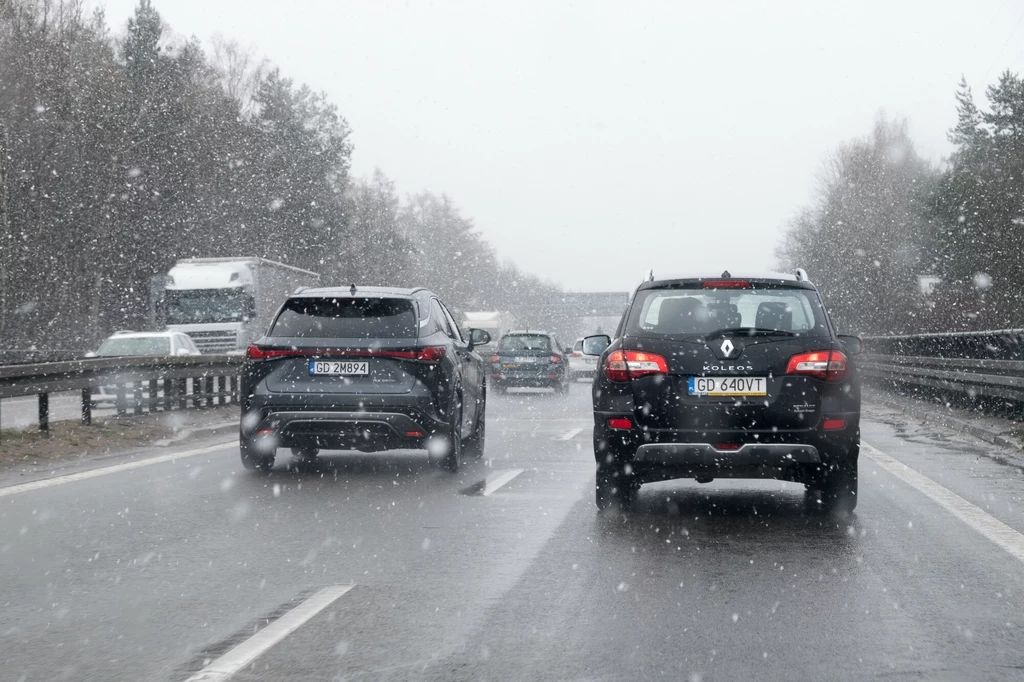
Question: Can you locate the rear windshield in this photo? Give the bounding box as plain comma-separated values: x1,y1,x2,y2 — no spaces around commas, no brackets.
97,337,171,356
626,287,829,338
498,334,552,351
270,297,417,339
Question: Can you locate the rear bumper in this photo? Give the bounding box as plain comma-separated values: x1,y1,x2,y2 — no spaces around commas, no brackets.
247,409,440,451
492,370,565,387
634,442,820,466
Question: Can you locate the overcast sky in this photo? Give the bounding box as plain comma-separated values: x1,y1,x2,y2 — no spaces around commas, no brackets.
97,0,1024,292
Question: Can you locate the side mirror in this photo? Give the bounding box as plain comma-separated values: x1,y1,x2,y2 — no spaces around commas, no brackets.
582,334,611,356
468,328,491,350
84,351,97,358
838,335,864,356
176,348,192,356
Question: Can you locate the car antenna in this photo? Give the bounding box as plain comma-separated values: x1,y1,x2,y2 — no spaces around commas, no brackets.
349,283,357,295
721,270,731,278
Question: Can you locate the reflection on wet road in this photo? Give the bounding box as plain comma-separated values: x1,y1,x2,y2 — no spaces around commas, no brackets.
2,384,1024,680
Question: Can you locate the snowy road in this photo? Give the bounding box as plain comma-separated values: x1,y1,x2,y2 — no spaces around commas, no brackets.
3,385,1024,680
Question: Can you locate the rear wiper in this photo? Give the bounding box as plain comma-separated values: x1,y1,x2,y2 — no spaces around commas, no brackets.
704,327,796,338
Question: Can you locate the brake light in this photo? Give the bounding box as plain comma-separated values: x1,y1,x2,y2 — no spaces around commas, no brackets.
608,417,633,430
550,354,562,364
703,279,750,289
822,419,846,431
570,352,582,358
714,443,741,451
245,346,446,363
604,350,669,382
785,350,848,382
491,354,500,363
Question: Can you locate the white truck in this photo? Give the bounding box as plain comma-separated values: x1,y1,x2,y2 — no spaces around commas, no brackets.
460,311,517,349
163,258,320,353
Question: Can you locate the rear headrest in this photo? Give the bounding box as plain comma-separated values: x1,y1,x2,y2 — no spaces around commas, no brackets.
755,302,793,331
656,297,710,334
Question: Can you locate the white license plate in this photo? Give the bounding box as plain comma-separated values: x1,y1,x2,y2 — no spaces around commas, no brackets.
309,360,369,376
514,356,541,363
688,376,766,396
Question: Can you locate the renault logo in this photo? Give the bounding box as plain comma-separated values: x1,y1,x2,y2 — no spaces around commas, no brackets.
720,339,735,357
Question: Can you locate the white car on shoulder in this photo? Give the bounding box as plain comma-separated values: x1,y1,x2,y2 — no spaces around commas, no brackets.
89,331,201,406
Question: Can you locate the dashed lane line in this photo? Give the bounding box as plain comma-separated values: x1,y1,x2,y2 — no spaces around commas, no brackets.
863,442,1024,565
184,585,355,682
0,441,237,498
556,427,584,441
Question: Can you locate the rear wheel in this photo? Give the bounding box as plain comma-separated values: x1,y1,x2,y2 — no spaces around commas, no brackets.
441,397,464,472
815,446,858,516
240,438,274,473
595,465,636,510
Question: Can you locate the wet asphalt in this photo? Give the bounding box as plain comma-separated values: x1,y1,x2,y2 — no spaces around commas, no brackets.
3,384,1024,681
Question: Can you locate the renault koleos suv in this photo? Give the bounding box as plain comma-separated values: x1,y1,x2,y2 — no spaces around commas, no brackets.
584,272,862,514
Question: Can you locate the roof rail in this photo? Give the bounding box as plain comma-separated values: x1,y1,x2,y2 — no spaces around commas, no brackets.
293,286,308,294
794,268,809,282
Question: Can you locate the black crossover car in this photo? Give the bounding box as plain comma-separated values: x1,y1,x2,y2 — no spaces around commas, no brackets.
490,331,571,393
239,286,490,472
584,271,862,514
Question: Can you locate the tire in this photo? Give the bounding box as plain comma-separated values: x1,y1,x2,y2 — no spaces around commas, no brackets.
290,447,319,460
240,438,274,473
465,392,486,459
819,457,858,516
595,465,636,510
441,395,464,473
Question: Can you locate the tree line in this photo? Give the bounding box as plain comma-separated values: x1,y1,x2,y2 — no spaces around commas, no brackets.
0,0,561,353
777,72,1024,336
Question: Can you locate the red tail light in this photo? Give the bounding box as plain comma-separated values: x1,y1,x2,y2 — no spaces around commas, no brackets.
608,417,633,430
550,354,562,364
822,419,847,431
785,350,848,382
245,345,446,363
570,352,582,358
491,354,500,363
604,350,669,382
703,279,750,289
714,443,741,451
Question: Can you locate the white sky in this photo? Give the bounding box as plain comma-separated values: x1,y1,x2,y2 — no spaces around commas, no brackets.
97,0,1024,292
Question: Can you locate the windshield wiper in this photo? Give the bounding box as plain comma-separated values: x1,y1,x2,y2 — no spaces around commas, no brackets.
704,327,796,338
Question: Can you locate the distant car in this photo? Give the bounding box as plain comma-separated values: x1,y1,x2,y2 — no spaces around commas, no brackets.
584,271,862,514
569,338,599,380
90,331,201,406
490,331,570,394
239,286,490,473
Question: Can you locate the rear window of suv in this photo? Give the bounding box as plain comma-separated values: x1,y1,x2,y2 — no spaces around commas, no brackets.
270,297,417,338
627,286,829,338
498,334,552,351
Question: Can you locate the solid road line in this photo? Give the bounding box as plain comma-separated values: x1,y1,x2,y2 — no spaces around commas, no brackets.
863,442,1024,565
0,440,237,498
479,468,525,496
185,585,355,682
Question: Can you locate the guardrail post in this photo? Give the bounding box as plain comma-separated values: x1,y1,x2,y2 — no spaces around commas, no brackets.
38,393,49,433
163,378,173,411
149,379,158,413
193,378,203,410
81,388,91,425
133,384,144,416
205,375,214,408
116,384,127,417
178,378,187,410
218,375,226,406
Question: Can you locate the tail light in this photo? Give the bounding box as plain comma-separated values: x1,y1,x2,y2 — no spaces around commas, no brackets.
604,350,669,382
608,417,633,430
491,354,500,363
785,350,848,382
245,345,446,363
550,354,562,364
822,419,847,431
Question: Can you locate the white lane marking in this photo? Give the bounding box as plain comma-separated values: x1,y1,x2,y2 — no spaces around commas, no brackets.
185,584,354,682
863,442,1024,565
556,427,584,441
0,441,237,498
480,468,524,496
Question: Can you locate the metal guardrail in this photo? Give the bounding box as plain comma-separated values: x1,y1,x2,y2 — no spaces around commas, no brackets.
860,329,1024,402
0,354,244,439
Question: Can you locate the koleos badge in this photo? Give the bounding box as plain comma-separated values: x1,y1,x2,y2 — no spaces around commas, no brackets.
720,339,736,357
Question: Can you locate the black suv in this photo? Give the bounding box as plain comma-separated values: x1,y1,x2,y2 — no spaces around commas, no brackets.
584,272,862,514
490,331,571,394
240,286,490,473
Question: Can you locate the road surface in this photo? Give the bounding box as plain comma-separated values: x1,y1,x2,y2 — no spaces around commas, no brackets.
3,384,1024,680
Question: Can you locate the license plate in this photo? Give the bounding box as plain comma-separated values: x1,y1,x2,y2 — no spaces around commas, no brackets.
309,360,369,376
688,376,766,396
514,356,541,363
